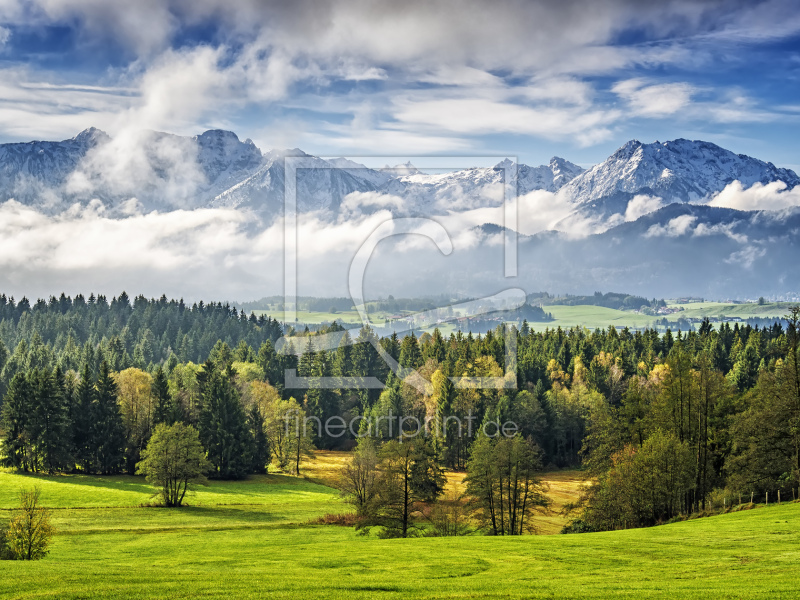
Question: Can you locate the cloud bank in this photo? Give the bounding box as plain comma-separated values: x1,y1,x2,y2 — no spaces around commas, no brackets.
707,180,800,211
0,0,797,158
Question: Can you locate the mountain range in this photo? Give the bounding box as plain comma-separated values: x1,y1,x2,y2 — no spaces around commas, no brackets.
1,128,798,298
2,128,797,219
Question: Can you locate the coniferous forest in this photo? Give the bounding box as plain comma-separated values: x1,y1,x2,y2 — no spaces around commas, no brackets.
1,292,799,532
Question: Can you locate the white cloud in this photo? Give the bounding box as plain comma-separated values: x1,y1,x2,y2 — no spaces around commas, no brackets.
724,245,766,268
624,194,665,221
389,97,619,146
0,26,10,46
707,180,800,211
645,214,698,237
612,78,694,117
693,221,747,243
3,0,780,152
341,191,406,215
0,198,416,299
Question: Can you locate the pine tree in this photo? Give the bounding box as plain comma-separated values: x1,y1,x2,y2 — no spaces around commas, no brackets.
152,366,180,425
248,404,270,474
0,373,34,470
256,340,281,385
198,364,252,479
93,361,126,474
399,333,423,370
305,348,339,449
72,364,96,473
29,368,72,473
359,438,445,538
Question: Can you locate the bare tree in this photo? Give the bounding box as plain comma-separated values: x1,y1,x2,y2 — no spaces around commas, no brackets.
339,437,379,515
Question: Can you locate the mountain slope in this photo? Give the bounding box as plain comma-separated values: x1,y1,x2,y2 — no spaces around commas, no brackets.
566,138,800,205
0,128,109,206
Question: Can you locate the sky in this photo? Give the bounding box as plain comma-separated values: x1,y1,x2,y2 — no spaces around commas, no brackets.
0,0,799,170
0,0,799,302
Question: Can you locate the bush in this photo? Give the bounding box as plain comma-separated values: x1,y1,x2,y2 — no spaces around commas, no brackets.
561,519,597,534
4,487,54,560
421,491,476,537
308,513,361,526
0,523,11,559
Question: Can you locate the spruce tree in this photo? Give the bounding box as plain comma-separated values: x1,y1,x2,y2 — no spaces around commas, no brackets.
72,364,96,473
93,361,126,474
152,366,180,425
0,373,33,470
248,404,270,474
29,368,72,473
198,364,252,479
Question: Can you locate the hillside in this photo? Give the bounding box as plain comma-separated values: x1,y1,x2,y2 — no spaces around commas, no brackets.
0,467,797,599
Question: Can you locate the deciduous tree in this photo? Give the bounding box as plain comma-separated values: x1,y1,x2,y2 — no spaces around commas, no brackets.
136,422,210,507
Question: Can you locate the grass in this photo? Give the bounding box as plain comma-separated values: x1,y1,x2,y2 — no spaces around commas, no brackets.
254,301,797,336
536,305,656,331
665,301,796,320
1,464,799,599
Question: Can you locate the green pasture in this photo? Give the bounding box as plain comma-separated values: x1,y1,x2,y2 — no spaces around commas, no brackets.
253,300,798,335
666,301,795,320
535,305,656,331
1,471,799,599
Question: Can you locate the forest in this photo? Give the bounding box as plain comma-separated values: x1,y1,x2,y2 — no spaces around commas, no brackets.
0,291,798,533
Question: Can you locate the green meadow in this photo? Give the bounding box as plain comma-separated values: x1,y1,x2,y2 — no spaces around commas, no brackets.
253,301,795,336
1,470,799,599
666,301,796,320
536,305,655,330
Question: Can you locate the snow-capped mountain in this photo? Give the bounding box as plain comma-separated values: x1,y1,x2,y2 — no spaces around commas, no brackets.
210,148,384,215
558,138,800,227
0,128,588,217
194,129,264,199
1,128,799,299
0,129,796,226
374,156,584,213
567,138,800,204
0,127,109,205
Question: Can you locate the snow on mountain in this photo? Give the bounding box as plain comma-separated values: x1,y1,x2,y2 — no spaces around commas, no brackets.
0,130,795,230
327,157,394,188
382,161,421,176
210,149,383,215
194,130,264,199
565,138,799,206
0,128,109,206
374,156,584,213
553,138,800,233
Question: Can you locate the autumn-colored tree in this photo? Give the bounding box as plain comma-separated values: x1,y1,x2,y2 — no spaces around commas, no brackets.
4,487,54,560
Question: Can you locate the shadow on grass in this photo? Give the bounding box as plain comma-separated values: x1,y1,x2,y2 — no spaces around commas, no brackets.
2,471,155,496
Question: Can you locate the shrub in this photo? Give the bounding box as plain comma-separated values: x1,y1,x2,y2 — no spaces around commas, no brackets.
4,487,54,560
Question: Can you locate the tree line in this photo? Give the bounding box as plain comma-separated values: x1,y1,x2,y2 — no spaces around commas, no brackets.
1,291,797,533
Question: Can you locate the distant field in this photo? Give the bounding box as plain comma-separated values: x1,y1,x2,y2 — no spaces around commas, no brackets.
1,463,799,599
666,301,796,320
252,309,369,325
536,305,656,331
251,300,796,335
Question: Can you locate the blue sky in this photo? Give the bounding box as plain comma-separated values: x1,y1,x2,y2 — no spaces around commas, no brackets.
0,0,799,170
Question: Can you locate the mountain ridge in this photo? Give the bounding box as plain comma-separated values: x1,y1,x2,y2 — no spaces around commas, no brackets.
0,128,797,223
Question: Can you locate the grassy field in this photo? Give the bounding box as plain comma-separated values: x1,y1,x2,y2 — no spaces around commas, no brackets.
253,305,791,336
0,466,800,600
666,301,796,320
304,452,583,535
2,461,799,599
252,301,797,336
536,305,656,331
